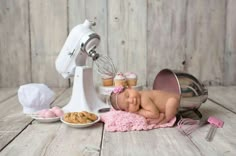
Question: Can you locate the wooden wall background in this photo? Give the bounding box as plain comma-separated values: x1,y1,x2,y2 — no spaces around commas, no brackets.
0,0,236,88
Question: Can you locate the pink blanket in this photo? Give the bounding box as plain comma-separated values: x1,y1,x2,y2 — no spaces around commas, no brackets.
100,109,176,132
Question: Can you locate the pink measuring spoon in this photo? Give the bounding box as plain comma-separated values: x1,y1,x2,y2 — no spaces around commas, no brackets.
205,116,224,142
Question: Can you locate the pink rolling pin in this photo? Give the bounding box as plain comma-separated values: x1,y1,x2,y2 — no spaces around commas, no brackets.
205,116,224,142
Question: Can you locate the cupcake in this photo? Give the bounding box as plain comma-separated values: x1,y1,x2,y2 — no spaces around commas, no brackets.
124,72,137,86
102,75,114,86
114,72,127,87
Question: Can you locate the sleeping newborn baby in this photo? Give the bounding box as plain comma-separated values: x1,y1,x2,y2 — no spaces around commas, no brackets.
108,86,180,125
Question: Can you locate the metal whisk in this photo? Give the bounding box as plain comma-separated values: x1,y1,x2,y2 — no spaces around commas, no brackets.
177,116,208,135
93,54,117,77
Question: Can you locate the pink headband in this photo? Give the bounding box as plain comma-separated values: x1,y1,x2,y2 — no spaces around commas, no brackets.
109,86,126,110
113,86,125,94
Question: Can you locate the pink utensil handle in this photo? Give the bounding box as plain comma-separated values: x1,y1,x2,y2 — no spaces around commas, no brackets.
207,116,224,128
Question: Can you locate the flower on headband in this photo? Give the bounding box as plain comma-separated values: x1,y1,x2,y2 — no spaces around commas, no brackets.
113,86,125,94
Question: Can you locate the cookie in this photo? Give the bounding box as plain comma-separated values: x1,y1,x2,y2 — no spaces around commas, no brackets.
63,112,97,124
81,111,98,121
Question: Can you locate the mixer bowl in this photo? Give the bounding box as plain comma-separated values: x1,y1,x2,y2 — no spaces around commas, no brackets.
153,69,208,113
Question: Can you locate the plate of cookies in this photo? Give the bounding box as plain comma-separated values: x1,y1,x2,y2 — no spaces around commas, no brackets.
60,111,100,128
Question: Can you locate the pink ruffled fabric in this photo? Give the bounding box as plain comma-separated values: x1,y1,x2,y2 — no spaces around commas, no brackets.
100,109,176,132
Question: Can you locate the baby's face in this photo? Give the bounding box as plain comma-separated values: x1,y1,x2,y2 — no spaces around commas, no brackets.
117,89,141,112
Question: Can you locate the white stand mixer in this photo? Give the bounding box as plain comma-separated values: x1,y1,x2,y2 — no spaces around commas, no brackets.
55,20,113,113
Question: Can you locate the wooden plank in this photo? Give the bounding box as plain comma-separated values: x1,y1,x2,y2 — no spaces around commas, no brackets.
0,96,33,151
1,0,236,88
68,0,86,31
107,0,127,73
30,0,69,87
0,88,65,151
147,0,187,87
185,0,226,85
0,88,17,103
208,86,236,113
108,0,147,86
224,0,236,85
1,122,103,156
187,100,236,155
0,0,31,87
101,125,201,155
1,88,104,156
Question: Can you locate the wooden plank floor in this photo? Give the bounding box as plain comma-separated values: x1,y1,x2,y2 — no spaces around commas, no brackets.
0,86,235,156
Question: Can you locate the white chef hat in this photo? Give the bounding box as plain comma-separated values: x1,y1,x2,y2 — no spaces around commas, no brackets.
18,83,55,114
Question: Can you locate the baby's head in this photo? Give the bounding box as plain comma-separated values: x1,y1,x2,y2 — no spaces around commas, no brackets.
108,86,141,112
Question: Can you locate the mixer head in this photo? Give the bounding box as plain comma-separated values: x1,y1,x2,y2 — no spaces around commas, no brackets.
55,19,117,80
55,20,101,79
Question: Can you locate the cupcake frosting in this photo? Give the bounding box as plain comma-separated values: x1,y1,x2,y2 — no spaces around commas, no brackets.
102,74,113,79
124,72,137,79
114,72,126,80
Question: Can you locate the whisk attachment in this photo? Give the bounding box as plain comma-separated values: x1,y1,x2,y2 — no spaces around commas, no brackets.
93,55,117,77
177,116,208,135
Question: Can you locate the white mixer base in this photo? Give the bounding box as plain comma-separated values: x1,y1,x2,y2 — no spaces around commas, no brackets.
63,66,110,113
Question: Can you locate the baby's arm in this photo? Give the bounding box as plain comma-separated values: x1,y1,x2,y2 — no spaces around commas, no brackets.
137,108,159,119
136,93,160,119
158,97,179,125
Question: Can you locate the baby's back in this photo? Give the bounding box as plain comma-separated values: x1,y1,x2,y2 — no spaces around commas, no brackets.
146,90,180,112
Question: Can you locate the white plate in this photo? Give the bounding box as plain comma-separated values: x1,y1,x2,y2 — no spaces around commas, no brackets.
60,115,100,128
32,116,60,123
